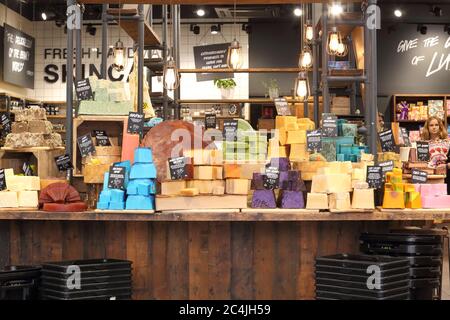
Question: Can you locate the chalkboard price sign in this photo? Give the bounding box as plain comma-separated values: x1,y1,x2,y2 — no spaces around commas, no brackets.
274,98,291,116
223,119,238,141
193,43,232,82
1,113,11,135
412,169,428,184
378,160,394,178
93,130,111,146
416,141,430,161
205,113,217,129
168,157,187,180
322,118,338,137
108,166,126,190
127,112,145,134
77,134,96,158
263,166,280,190
379,129,395,152
0,169,6,191
401,127,411,147
54,154,74,171
306,129,322,152
75,78,94,101
366,166,383,189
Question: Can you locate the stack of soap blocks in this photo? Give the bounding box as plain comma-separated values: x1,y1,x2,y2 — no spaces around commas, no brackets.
97,148,157,210
0,169,40,208
382,168,420,209
250,158,306,209
268,116,315,161
306,161,374,210
222,119,267,161
4,107,63,149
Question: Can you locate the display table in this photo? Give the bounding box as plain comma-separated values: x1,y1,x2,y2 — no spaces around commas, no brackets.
0,208,447,299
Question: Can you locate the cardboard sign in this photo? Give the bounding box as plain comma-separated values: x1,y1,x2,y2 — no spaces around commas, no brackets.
263,166,280,190
322,118,338,137
108,166,126,190
401,127,411,147
411,169,428,184
378,160,394,179
416,141,430,162
1,113,11,136
93,130,111,146
223,119,238,141
306,129,322,152
379,129,395,152
205,113,217,129
168,157,187,180
127,112,145,134
274,98,291,116
366,166,383,189
55,154,74,171
0,169,6,191
77,134,96,157
75,78,94,101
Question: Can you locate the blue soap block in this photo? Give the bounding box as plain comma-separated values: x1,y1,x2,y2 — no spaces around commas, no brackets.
337,154,345,161
125,195,155,210
340,144,352,155
97,201,109,210
109,201,125,210
130,163,157,179
99,190,111,203
351,146,361,155
127,179,156,195
103,172,110,190
134,148,153,164
110,189,125,202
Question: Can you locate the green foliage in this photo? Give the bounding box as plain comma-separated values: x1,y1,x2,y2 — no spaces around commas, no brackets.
214,79,237,89
262,78,279,90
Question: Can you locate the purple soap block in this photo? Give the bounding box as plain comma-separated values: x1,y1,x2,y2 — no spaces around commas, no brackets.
251,173,265,190
251,190,277,208
279,190,305,209
279,170,301,190
268,158,290,172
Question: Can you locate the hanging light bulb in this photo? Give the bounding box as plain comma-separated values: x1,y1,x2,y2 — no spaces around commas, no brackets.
112,39,125,72
163,55,180,91
327,27,342,55
227,39,242,69
336,41,348,57
299,46,313,69
305,23,314,42
294,72,310,101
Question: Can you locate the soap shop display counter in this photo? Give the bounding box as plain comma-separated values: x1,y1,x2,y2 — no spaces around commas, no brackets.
0,208,447,299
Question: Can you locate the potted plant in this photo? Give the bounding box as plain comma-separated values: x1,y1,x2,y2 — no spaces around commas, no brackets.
262,78,279,99
214,79,237,99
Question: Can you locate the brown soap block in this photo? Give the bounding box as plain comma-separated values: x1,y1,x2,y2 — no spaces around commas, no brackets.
43,133,63,148
28,120,53,134
180,188,199,196
4,133,45,148
11,122,29,133
223,164,241,178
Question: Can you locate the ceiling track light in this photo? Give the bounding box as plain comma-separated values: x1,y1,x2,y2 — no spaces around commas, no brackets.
86,24,97,36
190,24,200,35
417,24,427,35
431,5,442,17
210,24,221,35
242,23,252,34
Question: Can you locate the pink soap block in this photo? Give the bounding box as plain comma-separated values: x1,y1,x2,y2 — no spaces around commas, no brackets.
414,184,421,193
419,184,433,197
432,184,447,196
121,119,140,164
422,195,450,208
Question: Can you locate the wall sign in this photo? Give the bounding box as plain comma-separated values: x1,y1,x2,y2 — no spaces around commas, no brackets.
75,78,94,101
193,43,233,82
168,157,187,180
416,141,430,161
223,119,238,141
366,166,383,189
55,154,74,171
205,113,217,129
306,129,322,152
274,98,291,116
0,169,6,191
263,166,279,190
108,166,126,190
127,112,144,134
378,160,394,178
412,169,428,184
77,133,96,157
3,24,35,89
322,116,338,138
379,129,395,152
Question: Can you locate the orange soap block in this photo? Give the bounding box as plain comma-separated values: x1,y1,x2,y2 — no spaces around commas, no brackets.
121,119,140,164
405,191,422,209
223,164,241,178
382,191,405,209
404,184,416,192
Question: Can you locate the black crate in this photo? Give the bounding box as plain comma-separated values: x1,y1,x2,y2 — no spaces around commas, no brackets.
315,264,410,278
410,279,441,300
42,267,132,279
360,233,443,245
316,277,410,291
401,256,442,267
315,270,410,283
42,259,132,273
316,290,410,300
41,286,132,300
41,274,132,286
0,266,41,300
316,254,409,270
42,293,132,300
410,267,441,279
41,279,132,292
315,283,410,299
360,242,442,256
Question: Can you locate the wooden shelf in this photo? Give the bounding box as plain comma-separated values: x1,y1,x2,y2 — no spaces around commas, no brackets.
116,17,161,46
178,68,304,74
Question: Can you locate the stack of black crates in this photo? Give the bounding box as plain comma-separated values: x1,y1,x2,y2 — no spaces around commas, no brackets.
40,259,132,300
360,232,444,300
315,254,411,300
0,266,41,300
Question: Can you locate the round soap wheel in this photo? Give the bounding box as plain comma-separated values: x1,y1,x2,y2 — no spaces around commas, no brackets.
43,202,87,212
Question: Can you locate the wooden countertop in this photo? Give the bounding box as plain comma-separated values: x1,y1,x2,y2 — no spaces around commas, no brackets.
0,208,450,222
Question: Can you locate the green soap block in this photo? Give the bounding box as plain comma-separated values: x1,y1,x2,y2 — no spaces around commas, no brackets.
224,153,236,161
237,119,254,131
339,144,352,155
342,123,357,137
94,88,109,102
236,153,248,161
320,139,337,162
78,101,133,115
337,154,345,161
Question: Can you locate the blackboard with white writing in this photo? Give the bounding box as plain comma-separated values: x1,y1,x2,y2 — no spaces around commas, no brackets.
75,78,94,101
412,169,428,184
93,130,111,146
307,130,322,152
367,166,383,189
55,154,74,171
205,113,217,129
0,169,6,191
108,166,126,190
1,113,11,136
379,129,395,152
168,157,187,180
274,98,291,116
223,119,238,141
127,112,145,134
416,141,430,162
193,43,233,81
401,127,411,147
77,134,96,157
264,166,280,190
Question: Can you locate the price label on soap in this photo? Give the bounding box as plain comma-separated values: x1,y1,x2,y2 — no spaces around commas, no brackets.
412,169,428,184
55,154,74,171
322,117,338,137
168,157,187,180
1,113,11,136
366,165,383,189
75,78,94,101
401,127,411,147
263,166,280,190
205,113,217,129
378,160,394,180
93,130,111,146
416,141,430,161
77,133,96,158
108,165,126,190
223,119,238,142
379,129,395,152
274,98,291,116
307,129,322,152
0,169,6,191
127,112,145,134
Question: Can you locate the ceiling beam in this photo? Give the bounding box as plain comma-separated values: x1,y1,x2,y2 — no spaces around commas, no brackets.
79,1,360,5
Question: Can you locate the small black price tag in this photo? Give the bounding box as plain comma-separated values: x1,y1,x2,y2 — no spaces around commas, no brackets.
75,78,94,101
263,166,280,190
379,129,395,152
168,157,187,180
22,162,33,176
1,113,11,136
93,130,111,146
77,133,96,158
274,98,291,116
412,169,428,184
205,113,217,129
108,166,126,190
366,166,383,189
55,154,74,171
127,112,145,134
378,160,394,179
401,127,411,147
306,129,322,152
416,141,430,162
0,169,6,191
223,119,238,141
322,116,338,137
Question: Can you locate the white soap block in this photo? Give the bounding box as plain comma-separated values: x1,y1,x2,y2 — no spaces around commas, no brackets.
329,193,351,210
352,168,366,181
6,176,40,191
353,181,369,189
311,174,352,193
306,193,329,210
352,189,375,209
161,180,187,196
0,191,19,208
225,179,249,195
18,191,39,207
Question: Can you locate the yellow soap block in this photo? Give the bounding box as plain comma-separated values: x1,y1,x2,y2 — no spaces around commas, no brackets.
393,182,404,192
180,188,199,196
278,129,288,146
329,193,351,210
223,164,241,178
194,166,220,180
0,191,19,208
187,180,225,194
352,168,366,181
276,116,297,129
239,163,266,179
311,174,352,193
161,180,187,196
225,179,249,195
6,176,40,191
352,189,375,209
382,191,405,209
404,184,416,192
213,166,223,179
306,193,329,210
286,122,299,130
286,130,306,144
289,143,308,161
406,191,422,209
297,118,315,130
268,145,288,158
